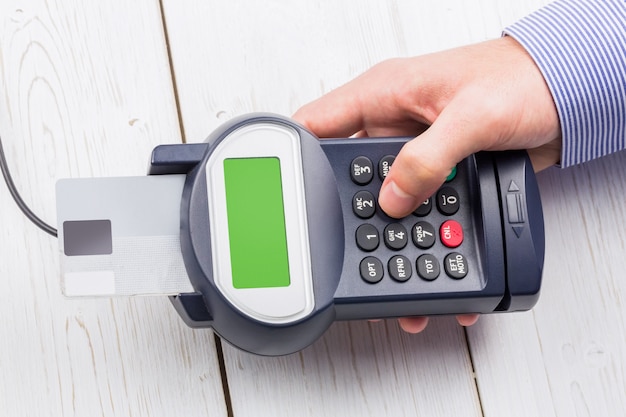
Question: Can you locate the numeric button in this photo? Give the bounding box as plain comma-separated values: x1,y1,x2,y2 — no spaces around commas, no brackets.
412,221,436,249
437,187,460,215
413,198,432,217
353,190,376,218
378,155,395,180
356,224,379,251
384,223,408,250
351,156,374,185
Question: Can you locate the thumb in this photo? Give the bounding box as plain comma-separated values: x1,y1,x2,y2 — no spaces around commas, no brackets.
378,99,488,218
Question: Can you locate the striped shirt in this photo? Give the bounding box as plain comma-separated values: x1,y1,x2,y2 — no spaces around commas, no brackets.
504,0,626,167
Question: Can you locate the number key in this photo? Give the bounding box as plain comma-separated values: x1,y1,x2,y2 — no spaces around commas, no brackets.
353,190,376,218
384,223,408,250
413,197,432,217
378,155,395,180
436,187,460,215
350,156,374,185
412,221,436,249
356,224,379,251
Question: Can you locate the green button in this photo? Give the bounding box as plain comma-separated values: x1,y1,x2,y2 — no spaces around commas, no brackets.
445,166,457,182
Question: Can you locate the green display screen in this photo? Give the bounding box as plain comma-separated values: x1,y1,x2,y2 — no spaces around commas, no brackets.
223,157,291,289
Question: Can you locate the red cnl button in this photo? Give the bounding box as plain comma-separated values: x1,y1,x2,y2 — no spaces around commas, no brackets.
440,220,463,248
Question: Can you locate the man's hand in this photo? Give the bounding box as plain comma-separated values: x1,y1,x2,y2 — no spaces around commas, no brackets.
294,36,561,333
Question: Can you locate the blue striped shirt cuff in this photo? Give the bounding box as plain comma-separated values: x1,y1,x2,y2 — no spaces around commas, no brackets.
504,0,626,167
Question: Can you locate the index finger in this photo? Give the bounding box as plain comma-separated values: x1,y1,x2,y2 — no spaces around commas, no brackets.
293,59,430,138
292,82,365,137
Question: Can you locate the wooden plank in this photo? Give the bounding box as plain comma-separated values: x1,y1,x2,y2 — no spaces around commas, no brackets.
469,152,626,416
163,0,550,144
160,1,557,415
162,0,626,415
460,1,626,411
0,1,227,416
223,318,481,416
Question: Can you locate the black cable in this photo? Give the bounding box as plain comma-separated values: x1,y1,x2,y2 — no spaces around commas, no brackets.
0,135,58,237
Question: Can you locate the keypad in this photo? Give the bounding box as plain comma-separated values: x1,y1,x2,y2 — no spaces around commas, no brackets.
352,154,468,285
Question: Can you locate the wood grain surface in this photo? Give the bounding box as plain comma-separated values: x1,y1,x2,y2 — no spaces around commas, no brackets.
1,0,625,416
0,1,226,416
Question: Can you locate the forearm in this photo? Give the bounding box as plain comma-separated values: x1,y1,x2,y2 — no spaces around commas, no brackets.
504,0,626,167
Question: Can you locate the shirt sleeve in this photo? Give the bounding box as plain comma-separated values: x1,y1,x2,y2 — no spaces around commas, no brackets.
503,0,626,167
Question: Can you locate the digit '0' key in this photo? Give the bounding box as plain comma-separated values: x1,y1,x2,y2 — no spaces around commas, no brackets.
436,187,460,215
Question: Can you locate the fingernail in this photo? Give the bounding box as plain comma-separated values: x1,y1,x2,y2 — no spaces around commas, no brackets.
379,181,418,217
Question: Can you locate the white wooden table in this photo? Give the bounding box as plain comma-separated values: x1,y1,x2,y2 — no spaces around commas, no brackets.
2,1,625,416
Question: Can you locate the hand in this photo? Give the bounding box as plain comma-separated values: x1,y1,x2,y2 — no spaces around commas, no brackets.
293,36,561,333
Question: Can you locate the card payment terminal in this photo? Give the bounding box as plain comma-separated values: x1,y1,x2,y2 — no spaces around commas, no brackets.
145,113,544,356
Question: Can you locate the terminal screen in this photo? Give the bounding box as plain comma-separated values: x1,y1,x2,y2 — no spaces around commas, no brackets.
223,157,291,289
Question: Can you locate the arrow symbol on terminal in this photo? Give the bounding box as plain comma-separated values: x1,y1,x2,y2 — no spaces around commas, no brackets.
512,225,524,238
508,180,520,192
